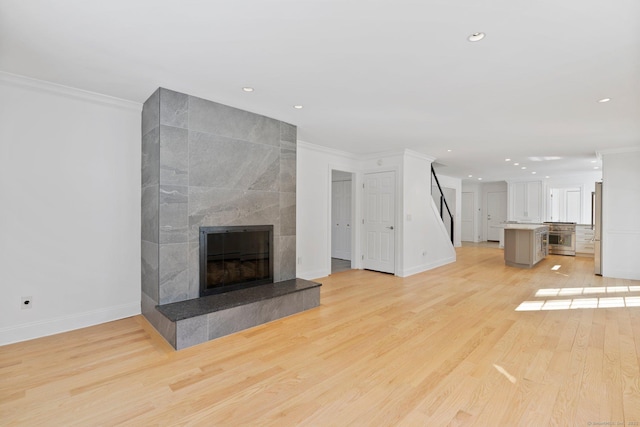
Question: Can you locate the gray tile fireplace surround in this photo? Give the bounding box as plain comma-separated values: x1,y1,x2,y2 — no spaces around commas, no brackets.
140,87,317,350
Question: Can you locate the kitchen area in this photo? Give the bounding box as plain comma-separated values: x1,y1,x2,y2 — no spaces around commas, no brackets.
487,178,602,272
460,150,639,281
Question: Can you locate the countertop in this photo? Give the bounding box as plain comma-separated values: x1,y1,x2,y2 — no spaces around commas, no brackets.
503,224,549,231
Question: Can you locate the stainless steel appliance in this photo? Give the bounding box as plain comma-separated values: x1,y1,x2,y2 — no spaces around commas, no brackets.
543,222,576,256
594,182,603,275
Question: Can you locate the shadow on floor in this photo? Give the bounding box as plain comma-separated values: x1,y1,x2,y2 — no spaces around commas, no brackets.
331,258,351,274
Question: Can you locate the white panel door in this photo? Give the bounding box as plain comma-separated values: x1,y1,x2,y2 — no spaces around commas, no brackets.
363,171,395,274
565,190,581,223
461,192,475,242
331,180,352,260
487,191,507,241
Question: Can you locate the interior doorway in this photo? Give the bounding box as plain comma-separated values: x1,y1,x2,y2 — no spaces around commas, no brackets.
487,191,507,241
331,170,355,274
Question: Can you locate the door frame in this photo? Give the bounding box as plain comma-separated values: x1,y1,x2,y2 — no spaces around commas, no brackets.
327,166,358,273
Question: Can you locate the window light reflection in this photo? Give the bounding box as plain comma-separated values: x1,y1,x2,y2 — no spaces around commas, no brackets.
534,286,638,298
516,296,640,311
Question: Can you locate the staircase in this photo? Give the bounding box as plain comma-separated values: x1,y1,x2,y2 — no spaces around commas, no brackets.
431,165,454,245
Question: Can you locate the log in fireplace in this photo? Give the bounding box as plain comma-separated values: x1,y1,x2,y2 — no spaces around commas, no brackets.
199,225,274,297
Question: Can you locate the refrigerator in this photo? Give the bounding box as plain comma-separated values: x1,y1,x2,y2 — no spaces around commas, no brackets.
594,182,603,275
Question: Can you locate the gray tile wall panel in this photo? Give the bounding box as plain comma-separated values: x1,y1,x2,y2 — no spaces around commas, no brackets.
142,126,160,188
280,192,296,236
141,89,159,137
188,131,279,191
159,185,188,244
159,88,188,129
188,96,280,146
141,240,159,302
278,236,297,281
159,243,189,304
159,125,188,186
280,122,296,144
141,185,159,244
176,315,208,350
188,188,280,242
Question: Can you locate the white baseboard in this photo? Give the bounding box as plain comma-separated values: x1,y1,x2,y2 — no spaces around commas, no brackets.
398,255,457,277
298,269,330,281
0,302,141,346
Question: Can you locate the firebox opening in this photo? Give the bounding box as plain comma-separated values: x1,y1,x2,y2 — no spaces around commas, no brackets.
199,225,274,297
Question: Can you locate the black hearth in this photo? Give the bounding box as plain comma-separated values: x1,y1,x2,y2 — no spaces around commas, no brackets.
199,225,274,297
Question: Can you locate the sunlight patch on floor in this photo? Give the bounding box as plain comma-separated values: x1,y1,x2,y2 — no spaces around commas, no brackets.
534,286,640,298
516,296,640,311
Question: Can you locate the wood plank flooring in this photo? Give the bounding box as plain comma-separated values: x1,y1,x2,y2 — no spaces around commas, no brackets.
2,246,640,426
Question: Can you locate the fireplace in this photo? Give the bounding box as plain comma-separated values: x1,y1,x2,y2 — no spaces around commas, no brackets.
199,225,274,297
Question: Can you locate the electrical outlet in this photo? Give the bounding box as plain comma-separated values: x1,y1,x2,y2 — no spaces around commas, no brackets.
21,296,33,310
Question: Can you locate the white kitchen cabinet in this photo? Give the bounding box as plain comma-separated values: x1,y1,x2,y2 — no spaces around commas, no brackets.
575,224,595,256
510,181,542,223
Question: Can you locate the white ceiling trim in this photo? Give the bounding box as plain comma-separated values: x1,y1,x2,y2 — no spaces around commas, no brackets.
0,71,142,112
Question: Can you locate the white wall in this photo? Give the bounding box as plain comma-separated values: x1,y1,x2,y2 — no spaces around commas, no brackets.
401,152,456,276
0,73,142,345
434,173,462,247
601,149,640,280
297,142,360,279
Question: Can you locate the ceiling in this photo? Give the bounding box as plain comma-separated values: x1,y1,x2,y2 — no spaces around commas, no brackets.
1,0,639,182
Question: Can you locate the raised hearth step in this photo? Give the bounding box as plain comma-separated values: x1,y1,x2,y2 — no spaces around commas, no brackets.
156,278,321,322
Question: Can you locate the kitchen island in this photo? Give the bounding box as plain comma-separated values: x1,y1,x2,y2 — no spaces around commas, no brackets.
503,224,549,268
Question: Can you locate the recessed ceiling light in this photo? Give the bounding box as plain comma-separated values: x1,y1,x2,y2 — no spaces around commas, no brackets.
521,166,527,170
447,149,452,152
594,166,600,169
505,158,511,162
514,162,520,166
242,87,254,92
532,171,537,174
293,105,303,109
468,174,473,178
598,98,611,103
545,176,550,179
591,160,597,163
468,32,485,42
478,177,483,181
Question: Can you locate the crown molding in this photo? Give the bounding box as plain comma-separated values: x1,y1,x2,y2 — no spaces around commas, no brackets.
297,141,436,164
596,146,640,159
0,71,142,112
296,140,359,160
403,149,436,163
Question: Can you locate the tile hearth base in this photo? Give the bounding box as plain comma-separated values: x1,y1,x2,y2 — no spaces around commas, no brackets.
154,278,321,350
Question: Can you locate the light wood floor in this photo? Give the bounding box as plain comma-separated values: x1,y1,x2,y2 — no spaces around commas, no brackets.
3,247,640,426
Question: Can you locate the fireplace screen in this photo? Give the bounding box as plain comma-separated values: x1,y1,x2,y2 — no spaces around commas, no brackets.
199,225,273,296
